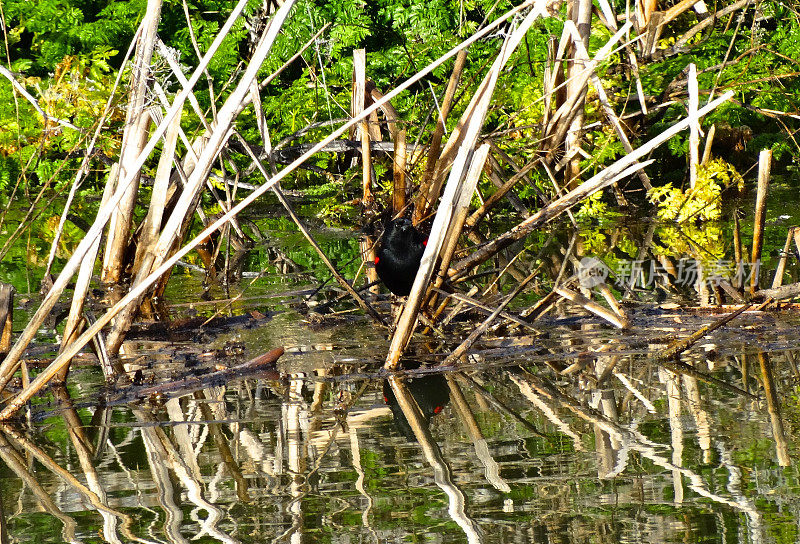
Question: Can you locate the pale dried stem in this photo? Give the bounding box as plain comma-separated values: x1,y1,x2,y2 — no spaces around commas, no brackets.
102,0,163,283
555,286,628,329
415,50,468,223
749,149,771,295
0,1,535,417
451,92,733,277
105,0,297,354
353,49,373,204
387,7,542,367
0,0,267,394
392,129,408,213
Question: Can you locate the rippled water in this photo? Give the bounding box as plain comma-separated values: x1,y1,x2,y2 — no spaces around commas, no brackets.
2,193,800,542
2,292,798,543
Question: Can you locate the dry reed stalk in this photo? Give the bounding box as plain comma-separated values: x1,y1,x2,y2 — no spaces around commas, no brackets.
543,23,633,158
655,0,751,58
386,8,542,368
702,124,716,165
688,64,700,188
0,1,534,418
566,22,639,200
750,149,771,295
415,50,468,224
393,129,408,213
103,111,184,352
181,0,219,124
0,0,256,391
733,211,743,288
555,286,629,328
541,37,556,131
771,227,795,289
755,282,800,301
0,285,13,356
353,49,374,204
597,283,629,326
58,171,119,381
451,92,733,277
423,145,491,315
102,0,163,283
564,0,592,189
105,0,298,353
43,23,138,281
436,289,536,331
594,0,618,30
385,140,490,367
133,96,182,275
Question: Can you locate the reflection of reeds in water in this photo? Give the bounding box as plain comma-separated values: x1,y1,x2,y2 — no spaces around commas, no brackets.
0,344,795,541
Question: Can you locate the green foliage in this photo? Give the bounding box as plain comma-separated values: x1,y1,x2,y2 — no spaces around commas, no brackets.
4,0,146,74
648,159,742,222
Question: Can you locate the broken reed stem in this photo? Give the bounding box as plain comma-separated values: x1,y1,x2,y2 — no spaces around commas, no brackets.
750,149,771,295
58,173,119,380
771,226,795,289
564,23,644,199
386,7,542,369
451,92,733,278
393,129,407,214
0,285,13,356
733,211,743,289
441,267,538,366
0,2,535,418
554,286,629,329
423,146,491,315
0,0,255,391
385,143,490,367
353,49,373,204
102,0,163,283
688,63,700,188
43,25,137,280
702,124,715,165
415,49,468,224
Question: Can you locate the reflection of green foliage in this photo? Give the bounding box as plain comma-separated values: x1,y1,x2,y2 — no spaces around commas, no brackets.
576,191,622,226
651,222,725,263
579,225,608,256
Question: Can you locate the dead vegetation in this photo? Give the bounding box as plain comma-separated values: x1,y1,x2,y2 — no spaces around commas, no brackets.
0,0,798,422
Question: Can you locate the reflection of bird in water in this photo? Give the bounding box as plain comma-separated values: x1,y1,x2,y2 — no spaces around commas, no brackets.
375,218,427,296
382,373,450,440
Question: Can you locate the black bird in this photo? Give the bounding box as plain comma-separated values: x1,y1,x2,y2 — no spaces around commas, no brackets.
374,218,427,296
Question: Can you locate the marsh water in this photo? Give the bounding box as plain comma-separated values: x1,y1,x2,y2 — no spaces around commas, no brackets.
1,185,800,543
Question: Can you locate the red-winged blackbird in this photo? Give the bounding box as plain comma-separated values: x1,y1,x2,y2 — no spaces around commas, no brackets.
374,218,427,296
